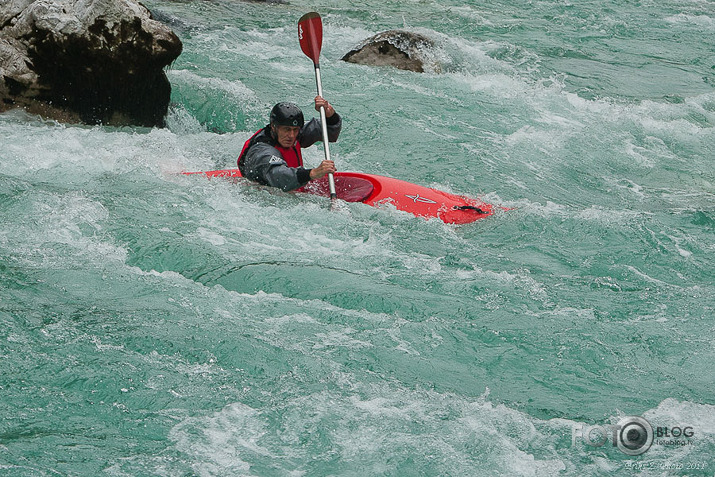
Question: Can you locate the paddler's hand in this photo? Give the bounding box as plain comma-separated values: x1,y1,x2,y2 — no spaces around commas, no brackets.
309,160,336,180
314,96,335,118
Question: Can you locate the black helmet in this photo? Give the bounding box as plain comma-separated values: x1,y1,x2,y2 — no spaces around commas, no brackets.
270,102,304,128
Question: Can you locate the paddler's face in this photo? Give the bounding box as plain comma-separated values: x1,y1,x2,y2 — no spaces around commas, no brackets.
273,124,300,148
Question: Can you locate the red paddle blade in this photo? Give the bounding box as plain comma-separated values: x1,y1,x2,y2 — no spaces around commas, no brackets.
298,12,323,65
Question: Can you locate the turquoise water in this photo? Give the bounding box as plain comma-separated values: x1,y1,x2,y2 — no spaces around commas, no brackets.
1,0,713,475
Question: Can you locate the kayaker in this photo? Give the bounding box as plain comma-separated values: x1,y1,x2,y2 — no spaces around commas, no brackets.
238,96,340,191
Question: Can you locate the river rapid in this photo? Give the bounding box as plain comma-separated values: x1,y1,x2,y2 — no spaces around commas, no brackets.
1,0,713,475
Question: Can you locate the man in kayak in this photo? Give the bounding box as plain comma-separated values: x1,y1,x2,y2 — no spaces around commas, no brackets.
238,96,340,191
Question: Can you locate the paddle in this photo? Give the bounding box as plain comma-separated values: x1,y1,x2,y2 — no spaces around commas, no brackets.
298,12,337,201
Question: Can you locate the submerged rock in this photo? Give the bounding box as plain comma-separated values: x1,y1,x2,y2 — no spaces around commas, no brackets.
342,30,435,73
0,0,182,127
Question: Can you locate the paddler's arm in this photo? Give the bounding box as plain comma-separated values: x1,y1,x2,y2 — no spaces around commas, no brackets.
309,159,336,180
299,96,341,148
243,142,331,191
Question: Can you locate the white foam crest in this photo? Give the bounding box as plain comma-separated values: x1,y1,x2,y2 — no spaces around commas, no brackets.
216,40,289,61
168,70,258,103
454,264,550,305
504,199,570,218
388,78,451,101
534,109,587,131
445,5,496,25
0,121,107,173
440,32,523,74
500,196,653,225
661,229,700,259
254,308,421,356
312,329,374,351
167,384,576,475
565,399,715,466
575,206,649,224
455,265,532,286
386,327,422,356
623,140,657,168
193,25,291,57
664,13,714,29
191,188,456,282
264,313,319,326
638,113,709,140
165,104,206,134
327,23,385,56
608,177,647,198
2,191,128,268
536,306,597,320
622,264,683,289
504,124,568,156
192,226,227,246
456,71,529,98
143,268,191,282
312,387,566,473
235,27,282,41
575,91,714,137
0,118,229,178
644,398,715,433
169,403,270,476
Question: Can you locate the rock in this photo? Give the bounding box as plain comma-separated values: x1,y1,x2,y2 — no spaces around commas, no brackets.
0,0,182,127
341,30,435,73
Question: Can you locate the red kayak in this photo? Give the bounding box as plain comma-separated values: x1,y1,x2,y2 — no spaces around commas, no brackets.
182,169,494,224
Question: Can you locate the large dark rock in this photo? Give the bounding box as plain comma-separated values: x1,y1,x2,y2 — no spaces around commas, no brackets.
342,30,435,73
0,0,182,127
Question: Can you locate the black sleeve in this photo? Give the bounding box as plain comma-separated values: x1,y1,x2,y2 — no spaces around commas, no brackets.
326,112,341,126
296,167,312,184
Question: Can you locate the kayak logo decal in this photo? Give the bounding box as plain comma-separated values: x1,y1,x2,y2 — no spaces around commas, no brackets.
405,194,437,204
299,25,304,40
